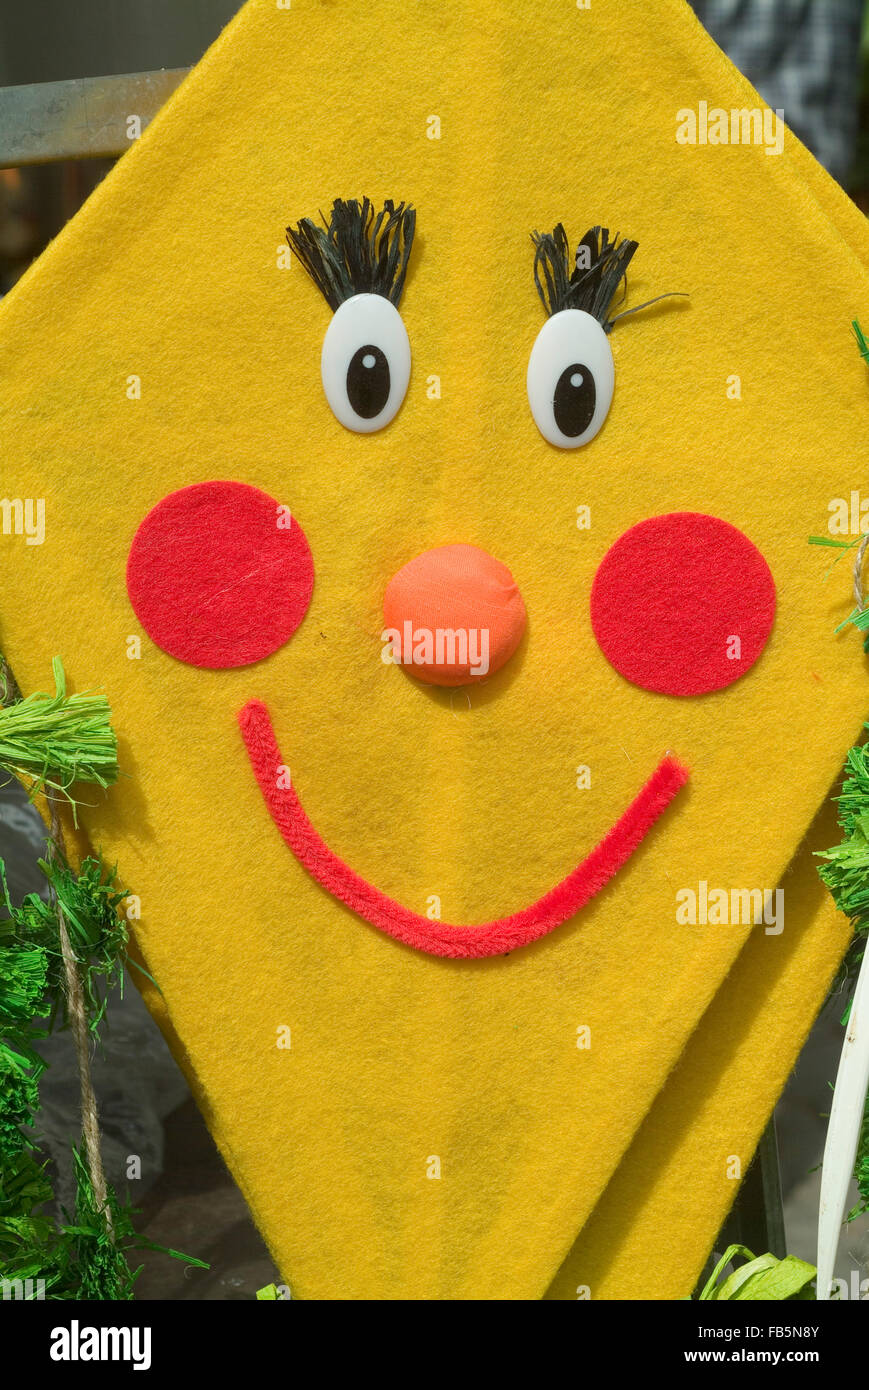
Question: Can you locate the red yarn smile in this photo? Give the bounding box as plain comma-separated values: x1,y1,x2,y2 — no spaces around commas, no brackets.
238,699,689,959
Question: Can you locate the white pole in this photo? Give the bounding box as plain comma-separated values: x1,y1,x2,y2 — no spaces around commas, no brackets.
817,947,869,1299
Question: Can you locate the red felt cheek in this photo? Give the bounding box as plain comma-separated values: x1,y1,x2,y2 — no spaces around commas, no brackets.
590,512,775,696
126,481,314,668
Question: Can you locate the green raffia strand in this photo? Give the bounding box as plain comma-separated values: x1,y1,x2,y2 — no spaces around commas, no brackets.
0,656,118,823
0,857,202,1294
0,651,203,1294
0,855,157,1034
0,852,206,1295
63,1146,208,1300
816,744,869,955
0,942,48,1027
808,536,862,548
0,1041,41,1159
2,856,129,1032
696,1245,816,1301
815,744,869,1217
0,1147,53,1219
813,314,869,1226
814,318,869,982
807,532,869,648
0,1146,208,1300
807,531,869,648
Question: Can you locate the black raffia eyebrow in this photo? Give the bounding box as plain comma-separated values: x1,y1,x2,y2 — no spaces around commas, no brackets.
286,198,416,312
531,223,686,331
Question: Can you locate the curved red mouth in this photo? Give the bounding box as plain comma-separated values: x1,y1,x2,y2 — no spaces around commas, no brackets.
239,699,689,959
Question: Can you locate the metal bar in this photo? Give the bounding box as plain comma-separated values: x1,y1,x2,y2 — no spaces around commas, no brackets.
0,69,190,168
715,1117,787,1259
758,1115,787,1258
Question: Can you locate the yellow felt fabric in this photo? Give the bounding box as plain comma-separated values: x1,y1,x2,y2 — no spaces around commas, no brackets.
545,796,850,1299
0,0,867,1299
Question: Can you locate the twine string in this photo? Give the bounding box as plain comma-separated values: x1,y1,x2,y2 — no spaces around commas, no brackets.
46,796,114,1236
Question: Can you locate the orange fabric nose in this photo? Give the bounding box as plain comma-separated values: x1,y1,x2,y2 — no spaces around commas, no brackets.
382,544,527,687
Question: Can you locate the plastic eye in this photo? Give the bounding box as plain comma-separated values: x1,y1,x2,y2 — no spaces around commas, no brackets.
526,308,614,448
320,293,411,432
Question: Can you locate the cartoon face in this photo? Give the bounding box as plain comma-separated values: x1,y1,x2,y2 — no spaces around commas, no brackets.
2,0,867,1301
124,203,780,959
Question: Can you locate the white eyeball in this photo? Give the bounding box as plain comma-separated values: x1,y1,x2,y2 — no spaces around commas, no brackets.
320,292,410,433
526,308,614,448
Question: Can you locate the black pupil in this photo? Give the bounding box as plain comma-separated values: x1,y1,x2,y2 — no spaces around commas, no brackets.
346,344,390,419
553,362,596,438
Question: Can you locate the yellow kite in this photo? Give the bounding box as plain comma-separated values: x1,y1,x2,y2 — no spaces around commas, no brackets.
0,0,867,1299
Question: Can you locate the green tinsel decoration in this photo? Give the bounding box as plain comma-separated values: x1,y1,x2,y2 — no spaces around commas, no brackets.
64,1147,207,1301
811,319,869,1221
0,1041,41,1159
0,1147,53,1220
816,743,869,996
0,656,118,821
0,850,200,1296
0,855,140,1032
0,1143,207,1300
0,652,205,1297
0,942,48,1027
